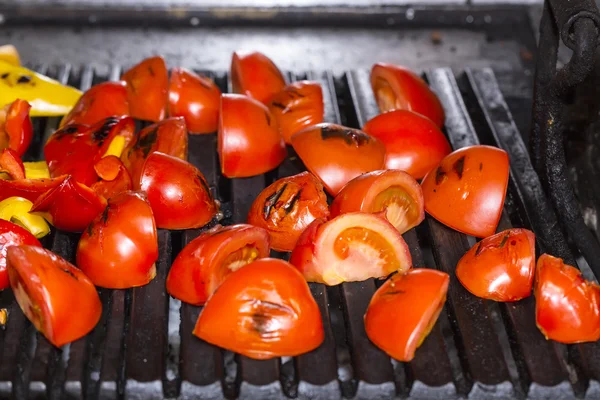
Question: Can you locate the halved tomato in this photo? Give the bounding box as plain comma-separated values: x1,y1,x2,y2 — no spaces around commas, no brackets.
121,56,168,122
0,220,41,290
0,99,33,157
231,51,286,104
90,156,133,200
0,148,25,180
194,258,324,359
60,81,129,127
0,175,67,203
167,224,270,305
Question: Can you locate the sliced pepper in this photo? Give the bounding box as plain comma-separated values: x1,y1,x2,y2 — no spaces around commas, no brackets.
0,99,33,157
0,196,50,238
0,175,67,203
23,161,50,179
0,45,20,66
0,148,25,180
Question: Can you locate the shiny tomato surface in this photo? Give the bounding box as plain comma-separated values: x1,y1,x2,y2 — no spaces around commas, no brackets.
0,220,41,290
122,56,168,122
0,148,25,180
0,99,33,157
231,51,286,104
90,155,133,200
0,175,67,203
60,81,129,127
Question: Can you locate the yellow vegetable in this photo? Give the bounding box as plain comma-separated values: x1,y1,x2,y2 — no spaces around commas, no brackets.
0,196,50,238
103,135,127,158
0,45,20,66
23,161,50,179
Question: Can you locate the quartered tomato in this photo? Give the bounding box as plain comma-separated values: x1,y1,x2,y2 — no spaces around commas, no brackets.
370,63,445,128
0,99,33,157
535,254,600,343
168,68,221,134
331,170,424,234
289,212,412,285
167,224,270,305
139,152,217,230
218,94,286,178
365,268,449,362
231,51,286,104
90,156,133,200
6,245,102,347
247,172,329,252
0,148,25,180
0,175,66,203
362,110,451,179
268,80,324,144
421,145,509,238
121,56,168,122
456,228,535,302
291,123,385,196
60,81,129,127
0,220,41,290
194,258,324,359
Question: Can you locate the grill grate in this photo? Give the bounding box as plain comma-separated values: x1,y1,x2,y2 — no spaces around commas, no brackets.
1,63,599,400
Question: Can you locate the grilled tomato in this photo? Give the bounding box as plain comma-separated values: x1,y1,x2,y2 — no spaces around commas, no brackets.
121,56,168,122
0,219,41,290
60,81,129,127
231,51,286,104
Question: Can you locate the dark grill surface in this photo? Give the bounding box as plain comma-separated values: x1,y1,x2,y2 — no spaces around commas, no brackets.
1,62,599,400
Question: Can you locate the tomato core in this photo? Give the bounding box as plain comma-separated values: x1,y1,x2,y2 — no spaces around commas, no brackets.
223,244,261,272
374,77,405,112
372,185,419,231
334,227,399,269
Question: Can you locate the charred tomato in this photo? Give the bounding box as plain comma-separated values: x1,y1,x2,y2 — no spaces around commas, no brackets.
60,81,129,127
0,99,33,157
231,51,286,105
0,219,41,290
0,175,67,203
121,56,168,122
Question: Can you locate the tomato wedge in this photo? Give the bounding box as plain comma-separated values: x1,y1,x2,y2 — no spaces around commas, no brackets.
0,99,33,157
121,56,168,122
60,81,129,127
247,172,329,252
0,175,67,203
231,51,286,104
194,258,324,359
90,156,133,200
365,268,449,362
0,148,25,180
7,245,102,347
0,220,41,290
167,224,270,305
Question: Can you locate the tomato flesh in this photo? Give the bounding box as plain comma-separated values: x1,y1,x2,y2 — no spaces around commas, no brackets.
372,186,420,231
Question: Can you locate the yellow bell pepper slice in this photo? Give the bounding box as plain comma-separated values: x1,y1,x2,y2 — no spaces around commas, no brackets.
0,60,82,117
0,196,50,238
102,135,127,158
23,161,50,179
0,45,20,66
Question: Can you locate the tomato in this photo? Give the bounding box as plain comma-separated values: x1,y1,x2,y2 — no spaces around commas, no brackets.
291,123,385,196
289,212,412,285
365,268,449,362
362,110,451,179
121,56,168,122
167,224,270,305
168,68,221,134
247,172,329,252
193,258,323,359
231,51,286,105
139,152,217,230
421,145,509,238
534,254,600,343
0,99,33,157
370,63,445,128
218,94,286,178
268,81,324,144
6,245,102,347
60,81,129,127
90,156,133,200
0,220,41,290
330,170,424,234
0,148,25,180
0,175,66,203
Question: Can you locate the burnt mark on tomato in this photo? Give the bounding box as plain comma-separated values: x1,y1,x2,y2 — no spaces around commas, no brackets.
283,189,302,215
17,75,32,84
271,102,291,114
286,87,305,98
100,206,110,225
132,126,158,157
475,242,483,256
479,162,483,171
250,300,292,337
92,117,120,147
498,232,511,248
86,222,94,237
320,125,370,146
61,268,78,280
197,174,213,200
383,289,406,296
453,156,466,179
263,183,287,219
435,167,446,185
148,66,155,77
264,111,271,126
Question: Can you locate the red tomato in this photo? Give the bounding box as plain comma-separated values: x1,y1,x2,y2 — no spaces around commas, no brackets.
289,212,412,285
231,51,286,104
121,56,168,122
535,254,600,343
90,156,133,200
268,81,324,144
168,68,221,134
365,268,449,362
60,81,129,127
291,123,385,196
421,145,509,238
0,175,67,203
0,99,33,157
0,220,41,290
194,258,324,359
370,63,445,128
0,148,25,180
139,152,217,230
218,94,286,178
362,110,451,179
6,245,102,347
330,170,424,234
247,172,330,252
167,224,270,305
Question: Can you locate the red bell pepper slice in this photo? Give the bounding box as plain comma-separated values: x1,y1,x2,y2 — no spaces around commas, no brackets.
0,99,33,157
0,148,25,180
60,81,129,127
91,156,133,200
0,175,67,203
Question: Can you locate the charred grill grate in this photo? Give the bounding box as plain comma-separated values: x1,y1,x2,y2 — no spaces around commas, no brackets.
1,62,599,400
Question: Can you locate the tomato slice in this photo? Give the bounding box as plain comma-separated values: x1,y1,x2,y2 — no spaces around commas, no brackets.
330,170,424,234
121,56,168,122
168,68,221,134
291,123,385,196
193,258,324,359
365,268,449,361
0,99,33,157
0,175,67,203
370,63,445,128
6,245,102,347
60,81,129,127
268,80,324,144
231,51,286,105
421,145,509,238
0,148,25,180
139,152,218,230
218,94,286,178
247,171,330,252
90,156,133,200
535,254,600,343
0,220,41,290
167,224,270,305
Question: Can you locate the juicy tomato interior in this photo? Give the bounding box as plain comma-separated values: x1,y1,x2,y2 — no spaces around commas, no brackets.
373,77,401,112
372,186,421,231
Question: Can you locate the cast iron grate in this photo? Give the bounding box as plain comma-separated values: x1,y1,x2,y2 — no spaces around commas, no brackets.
1,63,599,400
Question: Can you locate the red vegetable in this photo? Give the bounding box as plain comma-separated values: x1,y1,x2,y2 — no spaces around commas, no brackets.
0,219,41,290
0,99,33,157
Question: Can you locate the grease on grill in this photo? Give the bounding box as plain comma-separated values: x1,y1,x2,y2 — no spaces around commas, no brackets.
320,125,370,146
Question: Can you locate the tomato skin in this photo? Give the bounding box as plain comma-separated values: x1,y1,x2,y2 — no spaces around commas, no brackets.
122,56,168,122
0,99,33,157
231,51,286,105
218,94,286,178
362,110,451,179
0,220,41,290
168,68,221,134
90,156,133,200
268,81,324,144
535,254,600,343
60,81,129,127
291,123,385,196
167,224,270,305
0,175,67,203
365,268,449,362
421,145,509,238
0,148,26,180
139,152,217,230
193,258,324,359
370,63,445,128
330,170,424,234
